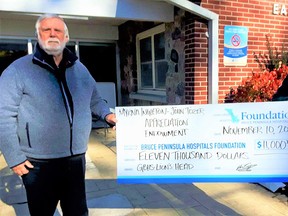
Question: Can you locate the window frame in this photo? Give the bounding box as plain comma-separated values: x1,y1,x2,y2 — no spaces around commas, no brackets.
136,23,166,96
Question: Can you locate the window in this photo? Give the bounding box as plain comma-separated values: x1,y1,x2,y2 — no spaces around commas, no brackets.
136,24,167,96
0,39,28,75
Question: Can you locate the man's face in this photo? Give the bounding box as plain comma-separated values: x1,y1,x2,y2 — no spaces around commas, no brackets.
37,17,69,56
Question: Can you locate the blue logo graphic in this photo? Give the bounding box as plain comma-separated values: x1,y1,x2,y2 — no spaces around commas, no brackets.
225,108,239,123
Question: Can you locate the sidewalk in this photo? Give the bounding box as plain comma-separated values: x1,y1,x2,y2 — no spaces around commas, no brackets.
0,128,288,216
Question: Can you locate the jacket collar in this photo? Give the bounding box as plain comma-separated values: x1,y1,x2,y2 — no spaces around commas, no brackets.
32,43,78,72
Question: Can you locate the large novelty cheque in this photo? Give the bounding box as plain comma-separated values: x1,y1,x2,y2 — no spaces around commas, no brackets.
116,101,288,183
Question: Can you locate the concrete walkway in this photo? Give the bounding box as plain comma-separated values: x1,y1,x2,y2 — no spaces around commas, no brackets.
0,128,288,216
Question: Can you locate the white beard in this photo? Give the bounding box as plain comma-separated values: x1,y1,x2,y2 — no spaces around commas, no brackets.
38,38,66,56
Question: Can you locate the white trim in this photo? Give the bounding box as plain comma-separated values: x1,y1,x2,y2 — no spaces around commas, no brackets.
75,41,80,58
28,39,33,54
208,19,219,104
137,24,166,39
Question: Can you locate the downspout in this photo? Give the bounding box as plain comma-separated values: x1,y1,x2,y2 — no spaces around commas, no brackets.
161,0,219,104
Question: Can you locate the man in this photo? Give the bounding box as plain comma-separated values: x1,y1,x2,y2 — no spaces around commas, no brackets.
0,14,116,216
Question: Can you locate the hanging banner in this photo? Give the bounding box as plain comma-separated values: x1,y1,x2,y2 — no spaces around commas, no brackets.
224,25,248,66
116,101,288,183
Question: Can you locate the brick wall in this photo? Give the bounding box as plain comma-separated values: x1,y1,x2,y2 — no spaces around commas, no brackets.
185,0,288,103
185,16,209,104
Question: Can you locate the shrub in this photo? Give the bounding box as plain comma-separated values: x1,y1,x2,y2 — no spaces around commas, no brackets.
225,35,288,103
225,66,288,102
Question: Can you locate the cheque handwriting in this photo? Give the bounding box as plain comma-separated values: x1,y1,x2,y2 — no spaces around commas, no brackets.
236,163,257,172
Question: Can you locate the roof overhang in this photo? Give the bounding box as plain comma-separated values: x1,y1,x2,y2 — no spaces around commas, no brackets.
0,0,174,25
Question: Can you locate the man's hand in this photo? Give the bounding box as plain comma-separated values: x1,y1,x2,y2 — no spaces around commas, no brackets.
105,113,117,130
12,160,34,176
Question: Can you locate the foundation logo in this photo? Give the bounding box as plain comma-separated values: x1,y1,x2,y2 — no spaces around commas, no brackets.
225,108,239,123
225,108,288,123
241,110,288,121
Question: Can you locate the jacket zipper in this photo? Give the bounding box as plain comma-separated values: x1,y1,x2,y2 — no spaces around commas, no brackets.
58,73,74,156
25,122,32,148
34,56,74,155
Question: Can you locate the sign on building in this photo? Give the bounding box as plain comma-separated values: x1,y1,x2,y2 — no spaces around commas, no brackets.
224,26,248,66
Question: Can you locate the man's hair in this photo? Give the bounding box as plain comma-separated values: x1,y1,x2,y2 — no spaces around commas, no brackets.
35,14,69,39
